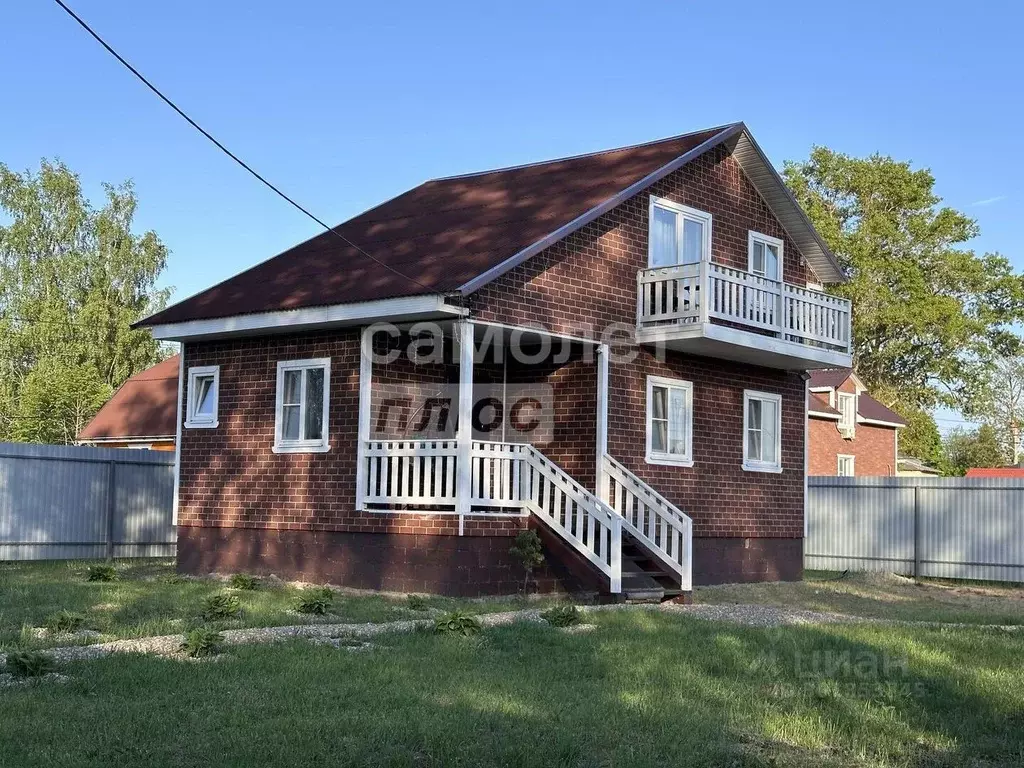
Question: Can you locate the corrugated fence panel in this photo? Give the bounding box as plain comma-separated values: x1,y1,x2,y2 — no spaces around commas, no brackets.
0,443,175,561
807,476,1024,583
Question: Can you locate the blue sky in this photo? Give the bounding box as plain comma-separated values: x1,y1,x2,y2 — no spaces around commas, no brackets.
2,0,1021,430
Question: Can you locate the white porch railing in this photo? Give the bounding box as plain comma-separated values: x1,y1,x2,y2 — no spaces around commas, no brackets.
601,455,692,591
637,261,851,353
362,440,698,595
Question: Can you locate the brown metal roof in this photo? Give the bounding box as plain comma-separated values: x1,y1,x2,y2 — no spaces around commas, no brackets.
808,392,841,417
808,368,853,389
138,126,738,327
857,394,906,426
78,355,179,441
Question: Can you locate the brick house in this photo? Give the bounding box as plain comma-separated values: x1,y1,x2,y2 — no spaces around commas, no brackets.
808,369,905,476
137,123,853,598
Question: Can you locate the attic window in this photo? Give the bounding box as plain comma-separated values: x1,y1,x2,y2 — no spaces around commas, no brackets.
837,392,856,435
185,366,219,429
648,197,712,268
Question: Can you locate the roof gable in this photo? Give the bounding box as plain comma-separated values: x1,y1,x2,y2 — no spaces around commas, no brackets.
140,123,843,328
78,355,180,440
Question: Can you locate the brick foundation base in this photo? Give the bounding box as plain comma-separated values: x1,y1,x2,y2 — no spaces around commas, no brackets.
176,525,590,597
692,537,803,585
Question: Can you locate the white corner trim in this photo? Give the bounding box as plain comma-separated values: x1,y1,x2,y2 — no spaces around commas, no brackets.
273,357,331,454
146,295,467,341
172,348,184,526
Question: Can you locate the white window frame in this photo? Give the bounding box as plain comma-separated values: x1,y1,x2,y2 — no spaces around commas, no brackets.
837,454,855,477
747,231,784,281
648,196,713,268
645,375,694,467
184,365,219,429
273,357,331,454
742,389,783,473
837,392,857,435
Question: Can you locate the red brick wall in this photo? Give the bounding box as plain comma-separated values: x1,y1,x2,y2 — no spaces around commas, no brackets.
808,378,898,477
471,145,808,540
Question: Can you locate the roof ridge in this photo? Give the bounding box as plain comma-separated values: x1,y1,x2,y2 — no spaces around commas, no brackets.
428,123,740,183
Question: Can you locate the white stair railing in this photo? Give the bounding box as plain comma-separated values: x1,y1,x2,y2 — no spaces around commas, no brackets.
521,445,622,593
602,455,692,591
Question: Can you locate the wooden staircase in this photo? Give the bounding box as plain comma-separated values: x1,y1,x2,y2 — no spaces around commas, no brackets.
620,534,688,602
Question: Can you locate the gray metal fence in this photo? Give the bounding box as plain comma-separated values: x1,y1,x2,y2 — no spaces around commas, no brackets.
0,442,175,561
806,476,1024,583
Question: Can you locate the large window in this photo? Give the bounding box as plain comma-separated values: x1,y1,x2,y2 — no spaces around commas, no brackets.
274,358,331,453
837,455,855,476
648,197,712,268
837,392,857,435
743,390,782,473
747,231,783,281
646,376,693,466
185,366,219,429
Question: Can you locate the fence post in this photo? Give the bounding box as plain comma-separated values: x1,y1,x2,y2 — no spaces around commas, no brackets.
913,483,921,580
106,460,117,562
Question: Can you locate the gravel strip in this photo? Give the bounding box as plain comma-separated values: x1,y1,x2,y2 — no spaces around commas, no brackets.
661,603,868,628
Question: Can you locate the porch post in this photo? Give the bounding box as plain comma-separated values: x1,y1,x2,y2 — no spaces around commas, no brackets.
354,325,373,511
595,343,609,501
455,320,474,530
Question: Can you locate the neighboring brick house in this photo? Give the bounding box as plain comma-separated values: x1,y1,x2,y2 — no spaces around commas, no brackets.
137,123,853,598
77,355,180,451
808,369,906,476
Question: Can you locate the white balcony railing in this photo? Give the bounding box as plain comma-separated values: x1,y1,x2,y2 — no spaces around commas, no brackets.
637,261,852,353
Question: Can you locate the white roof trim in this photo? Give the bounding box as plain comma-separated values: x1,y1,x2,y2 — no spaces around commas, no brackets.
78,435,175,444
809,409,841,421
457,124,744,295
858,416,905,429
147,295,467,341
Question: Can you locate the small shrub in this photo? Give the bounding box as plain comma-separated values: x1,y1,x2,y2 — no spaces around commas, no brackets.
509,530,545,593
296,586,334,615
180,628,224,658
434,611,481,637
6,651,56,678
45,611,86,634
86,564,118,582
229,573,260,591
201,592,241,621
541,605,581,628
406,594,428,611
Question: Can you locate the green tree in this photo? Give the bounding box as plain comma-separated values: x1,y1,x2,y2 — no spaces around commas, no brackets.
784,148,1024,411
0,159,171,443
943,424,1006,476
893,403,944,469
964,355,1024,464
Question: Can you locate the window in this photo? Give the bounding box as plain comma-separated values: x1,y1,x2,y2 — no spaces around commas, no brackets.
837,455,855,476
645,376,693,466
185,366,219,428
648,197,712,268
274,358,331,453
747,231,783,281
743,390,782,472
837,392,856,435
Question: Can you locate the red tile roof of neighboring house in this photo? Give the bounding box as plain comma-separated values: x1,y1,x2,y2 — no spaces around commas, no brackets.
78,355,179,441
965,467,1024,478
139,126,730,327
808,392,841,417
808,368,853,389
857,394,906,427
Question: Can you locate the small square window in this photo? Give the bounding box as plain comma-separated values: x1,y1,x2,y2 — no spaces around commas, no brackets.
274,358,331,453
837,455,855,476
184,366,219,428
747,231,783,281
743,390,782,473
646,376,693,466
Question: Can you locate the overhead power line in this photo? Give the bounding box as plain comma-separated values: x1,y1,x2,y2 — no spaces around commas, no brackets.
50,0,434,295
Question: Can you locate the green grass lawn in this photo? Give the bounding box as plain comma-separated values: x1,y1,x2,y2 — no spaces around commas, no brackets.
2,610,1023,767
697,570,1024,626
0,559,557,651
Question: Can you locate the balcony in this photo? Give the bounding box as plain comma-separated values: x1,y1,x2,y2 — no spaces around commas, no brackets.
636,261,853,370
